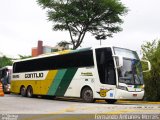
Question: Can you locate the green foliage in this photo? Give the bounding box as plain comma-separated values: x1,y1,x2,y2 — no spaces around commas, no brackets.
0,56,13,68
141,40,160,101
18,55,32,59
0,53,31,68
37,0,128,49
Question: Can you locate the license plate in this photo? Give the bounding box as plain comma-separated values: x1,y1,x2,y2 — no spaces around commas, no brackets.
133,94,137,97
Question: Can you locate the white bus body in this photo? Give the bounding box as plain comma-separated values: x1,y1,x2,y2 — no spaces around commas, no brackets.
11,46,146,103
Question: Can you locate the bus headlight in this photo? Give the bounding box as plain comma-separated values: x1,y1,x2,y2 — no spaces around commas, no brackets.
117,86,128,91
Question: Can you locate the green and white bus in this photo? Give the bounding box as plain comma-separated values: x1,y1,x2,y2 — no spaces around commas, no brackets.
11,46,150,103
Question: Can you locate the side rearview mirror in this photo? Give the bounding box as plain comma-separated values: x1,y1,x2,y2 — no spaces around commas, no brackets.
113,55,123,68
141,60,151,72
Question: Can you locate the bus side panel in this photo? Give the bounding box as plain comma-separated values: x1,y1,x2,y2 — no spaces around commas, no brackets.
11,80,21,94
47,68,78,97
11,70,58,95
11,80,41,94
40,70,58,95
55,68,78,96
64,68,95,97
47,69,67,96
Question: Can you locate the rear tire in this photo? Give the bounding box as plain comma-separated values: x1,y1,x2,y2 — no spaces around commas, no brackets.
20,86,26,97
26,86,33,98
82,87,95,103
105,99,117,104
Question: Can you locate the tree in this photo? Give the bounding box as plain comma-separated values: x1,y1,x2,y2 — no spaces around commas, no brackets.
37,0,128,49
141,40,160,101
0,56,13,68
57,40,71,50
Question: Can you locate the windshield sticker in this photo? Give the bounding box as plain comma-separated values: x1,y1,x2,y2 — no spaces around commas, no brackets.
110,93,113,97
134,85,143,88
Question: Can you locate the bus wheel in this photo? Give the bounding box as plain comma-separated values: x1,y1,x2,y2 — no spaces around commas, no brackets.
105,99,117,104
20,86,26,97
26,86,33,98
82,87,95,103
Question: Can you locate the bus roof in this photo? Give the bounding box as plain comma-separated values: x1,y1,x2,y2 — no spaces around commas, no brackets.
13,47,92,63
13,46,136,63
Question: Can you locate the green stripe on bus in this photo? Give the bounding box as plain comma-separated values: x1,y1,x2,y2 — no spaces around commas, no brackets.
55,68,78,96
47,69,67,95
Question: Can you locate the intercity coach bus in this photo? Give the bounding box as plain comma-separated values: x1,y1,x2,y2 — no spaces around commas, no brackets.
11,46,150,103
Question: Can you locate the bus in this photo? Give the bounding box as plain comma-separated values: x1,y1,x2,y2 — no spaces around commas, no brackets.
11,46,150,103
0,66,12,93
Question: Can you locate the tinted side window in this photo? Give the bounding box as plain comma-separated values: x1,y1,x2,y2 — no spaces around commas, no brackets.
96,48,116,85
13,50,94,73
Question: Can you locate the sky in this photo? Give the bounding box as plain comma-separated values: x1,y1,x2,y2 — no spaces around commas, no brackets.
0,0,160,58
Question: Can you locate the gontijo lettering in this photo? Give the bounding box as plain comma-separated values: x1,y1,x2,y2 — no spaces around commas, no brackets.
25,73,43,78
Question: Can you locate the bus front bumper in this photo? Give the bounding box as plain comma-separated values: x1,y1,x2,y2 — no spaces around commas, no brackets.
115,89,144,100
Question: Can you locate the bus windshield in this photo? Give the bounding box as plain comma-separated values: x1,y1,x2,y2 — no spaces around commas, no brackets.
114,47,143,85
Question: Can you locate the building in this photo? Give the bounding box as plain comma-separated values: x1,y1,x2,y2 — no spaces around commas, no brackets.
32,41,54,57
31,40,70,57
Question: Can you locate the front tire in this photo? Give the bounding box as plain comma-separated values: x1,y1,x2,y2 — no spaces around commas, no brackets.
82,87,95,103
105,99,117,104
26,86,33,98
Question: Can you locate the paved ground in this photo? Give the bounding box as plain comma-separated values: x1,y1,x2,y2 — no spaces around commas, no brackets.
0,94,160,120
